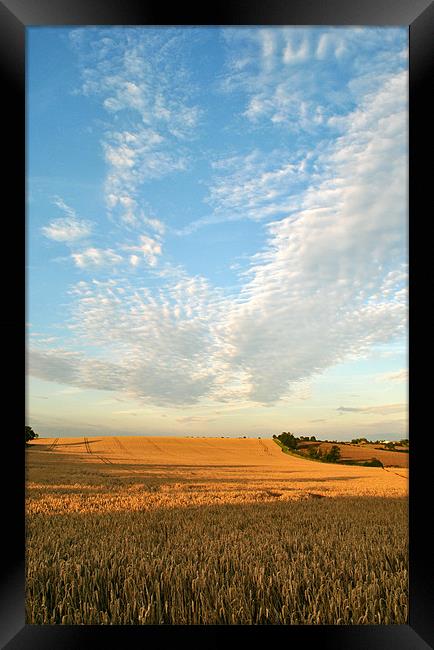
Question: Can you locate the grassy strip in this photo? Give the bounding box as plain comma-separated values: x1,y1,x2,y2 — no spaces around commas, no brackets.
273,438,312,459
273,438,340,465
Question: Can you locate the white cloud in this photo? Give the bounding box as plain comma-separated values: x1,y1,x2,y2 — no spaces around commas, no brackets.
215,70,408,403
121,234,162,267
71,247,123,268
375,369,408,384
143,216,166,235
337,403,406,416
51,196,76,217
315,33,346,60
283,36,309,63
178,149,309,233
30,31,407,411
42,217,92,242
104,143,136,168
42,196,93,242
103,127,188,226
220,27,406,135
28,271,226,406
70,29,200,229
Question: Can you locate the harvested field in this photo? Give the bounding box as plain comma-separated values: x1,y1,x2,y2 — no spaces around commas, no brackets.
26,437,408,625
338,443,408,468
296,442,409,468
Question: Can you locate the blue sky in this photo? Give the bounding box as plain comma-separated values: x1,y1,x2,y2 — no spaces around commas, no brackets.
27,26,408,439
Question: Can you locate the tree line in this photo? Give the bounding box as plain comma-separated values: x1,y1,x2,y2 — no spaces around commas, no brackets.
273,432,341,463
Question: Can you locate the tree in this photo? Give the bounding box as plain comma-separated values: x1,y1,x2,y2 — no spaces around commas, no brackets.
324,445,341,463
278,432,297,449
25,425,38,444
310,436,316,441
308,445,322,459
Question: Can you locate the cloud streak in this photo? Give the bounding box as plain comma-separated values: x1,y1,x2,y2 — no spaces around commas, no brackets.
337,404,406,416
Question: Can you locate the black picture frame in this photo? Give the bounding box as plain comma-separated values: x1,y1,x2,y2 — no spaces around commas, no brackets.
1,0,432,647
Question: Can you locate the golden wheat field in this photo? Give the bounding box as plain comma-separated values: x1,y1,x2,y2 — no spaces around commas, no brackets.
26,436,408,625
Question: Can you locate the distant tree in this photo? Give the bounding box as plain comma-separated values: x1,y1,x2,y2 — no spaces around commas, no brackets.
278,432,297,449
324,445,341,463
25,425,38,444
310,436,316,441
399,439,409,446
308,446,321,459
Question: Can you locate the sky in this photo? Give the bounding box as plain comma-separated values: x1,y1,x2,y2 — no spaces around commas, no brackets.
27,26,408,440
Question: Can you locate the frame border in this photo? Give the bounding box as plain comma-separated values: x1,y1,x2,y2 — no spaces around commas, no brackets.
1,0,432,647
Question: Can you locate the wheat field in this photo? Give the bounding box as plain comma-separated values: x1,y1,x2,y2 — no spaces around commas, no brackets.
26,436,408,625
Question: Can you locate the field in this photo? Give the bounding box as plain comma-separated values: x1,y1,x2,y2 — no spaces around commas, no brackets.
295,441,409,469
26,437,408,625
